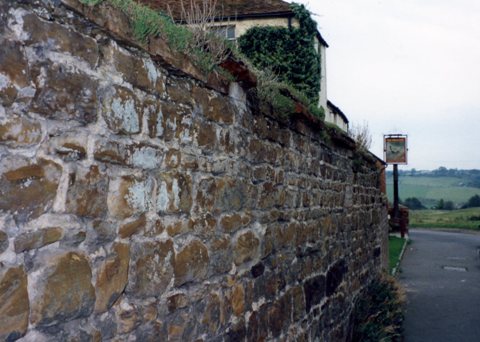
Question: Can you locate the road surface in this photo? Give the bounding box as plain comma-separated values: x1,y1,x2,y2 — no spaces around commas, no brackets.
399,229,480,342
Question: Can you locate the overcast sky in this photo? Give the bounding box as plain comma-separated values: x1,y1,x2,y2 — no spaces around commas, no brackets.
287,0,480,170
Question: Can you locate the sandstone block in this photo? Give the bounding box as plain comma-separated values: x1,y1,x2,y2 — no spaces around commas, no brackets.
174,240,209,286
0,230,8,254
31,252,95,327
167,293,188,313
48,132,88,161
156,172,192,214
66,165,108,218
233,230,260,266
31,64,98,124
127,240,174,297
113,298,139,334
230,283,245,317
214,178,249,212
192,87,234,124
105,43,159,90
101,85,142,135
14,227,63,253
201,293,222,334
93,138,129,165
95,243,130,313
209,235,232,275
161,102,192,143
196,121,217,150
165,149,181,168
22,12,99,67
0,267,29,341
108,176,154,219
167,79,193,106
0,158,62,222
0,41,29,89
0,115,42,147
119,214,146,239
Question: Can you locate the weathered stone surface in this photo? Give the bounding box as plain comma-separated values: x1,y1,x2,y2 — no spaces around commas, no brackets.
31,64,98,124
174,240,209,286
192,87,234,124
0,230,8,254
48,132,88,161
106,43,159,90
220,213,250,233
160,102,193,143
0,115,43,147
230,283,245,317
0,41,29,88
14,227,63,253
95,243,130,313
108,176,154,219
127,240,174,297
196,121,217,150
119,214,146,238
304,275,326,313
0,158,62,222
66,165,108,218
113,298,139,334
0,267,29,341
165,149,181,168
101,85,142,135
214,178,249,212
156,172,192,214
209,235,232,275
0,2,389,339
22,12,99,67
233,230,260,266
31,252,95,327
201,293,223,334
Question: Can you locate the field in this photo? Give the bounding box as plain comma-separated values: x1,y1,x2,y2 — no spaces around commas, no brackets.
386,176,480,208
409,207,480,230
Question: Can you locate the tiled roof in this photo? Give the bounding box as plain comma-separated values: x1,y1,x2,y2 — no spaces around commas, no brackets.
137,0,294,20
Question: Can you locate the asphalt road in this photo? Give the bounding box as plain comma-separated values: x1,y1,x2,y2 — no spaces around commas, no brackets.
399,229,480,342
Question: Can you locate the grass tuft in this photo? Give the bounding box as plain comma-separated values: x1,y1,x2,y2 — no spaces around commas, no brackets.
351,275,404,342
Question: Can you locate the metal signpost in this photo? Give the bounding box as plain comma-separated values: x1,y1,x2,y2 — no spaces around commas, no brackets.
384,134,408,236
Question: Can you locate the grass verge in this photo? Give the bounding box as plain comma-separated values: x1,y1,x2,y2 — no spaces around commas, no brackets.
389,236,406,274
410,207,480,230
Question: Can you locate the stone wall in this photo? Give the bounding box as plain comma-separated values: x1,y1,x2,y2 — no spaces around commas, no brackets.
0,1,388,341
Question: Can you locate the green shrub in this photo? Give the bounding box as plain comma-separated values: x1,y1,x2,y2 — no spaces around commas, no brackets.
238,3,321,105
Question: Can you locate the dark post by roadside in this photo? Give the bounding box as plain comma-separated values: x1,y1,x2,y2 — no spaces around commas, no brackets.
384,134,408,237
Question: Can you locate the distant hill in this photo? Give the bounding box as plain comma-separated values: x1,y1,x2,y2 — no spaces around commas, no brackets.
386,167,480,208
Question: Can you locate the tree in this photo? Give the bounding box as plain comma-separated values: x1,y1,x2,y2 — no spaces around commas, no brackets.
403,197,425,210
436,199,445,210
443,201,455,210
463,194,480,208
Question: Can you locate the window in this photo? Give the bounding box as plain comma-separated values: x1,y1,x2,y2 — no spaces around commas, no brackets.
210,25,236,41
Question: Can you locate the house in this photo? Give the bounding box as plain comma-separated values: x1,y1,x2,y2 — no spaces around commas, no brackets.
139,0,349,131
326,100,349,132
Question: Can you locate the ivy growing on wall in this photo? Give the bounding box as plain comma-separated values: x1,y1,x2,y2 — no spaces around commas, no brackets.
238,3,321,106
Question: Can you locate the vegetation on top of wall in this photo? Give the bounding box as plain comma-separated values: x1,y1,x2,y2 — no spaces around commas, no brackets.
79,0,327,127
79,0,230,72
237,4,321,110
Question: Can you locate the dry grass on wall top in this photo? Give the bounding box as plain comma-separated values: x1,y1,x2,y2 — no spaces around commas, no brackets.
78,0,329,136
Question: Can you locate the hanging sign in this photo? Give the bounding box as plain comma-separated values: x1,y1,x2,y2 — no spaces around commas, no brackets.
384,135,408,164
